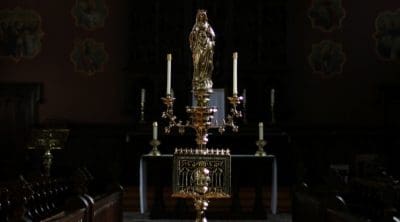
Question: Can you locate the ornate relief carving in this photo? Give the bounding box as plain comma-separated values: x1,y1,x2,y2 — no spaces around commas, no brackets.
0,8,44,62
373,9,400,62
309,40,346,77
308,0,346,32
70,38,108,76
71,0,108,30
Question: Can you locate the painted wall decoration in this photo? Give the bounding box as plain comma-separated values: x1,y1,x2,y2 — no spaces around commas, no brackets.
70,38,108,76
308,0,346,32
0,8,44,62
373,9,400,62
309,40,346,77
71,0,107,30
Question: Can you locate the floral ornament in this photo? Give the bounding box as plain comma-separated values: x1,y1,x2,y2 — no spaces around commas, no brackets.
309,40,346,77
373,9,400,62
308,0,346,32
70,38,108,76
71,0,107,30
0,7,44,62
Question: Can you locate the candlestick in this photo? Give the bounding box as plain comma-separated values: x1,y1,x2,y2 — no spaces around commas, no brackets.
167,54,172,95
258,122,264,140
149,138,161,156
153,121,158,140
270,89,276,125
139,88,146,122
141,88,146,104
255,139,267,157
271,88,275,107
233,52,238,95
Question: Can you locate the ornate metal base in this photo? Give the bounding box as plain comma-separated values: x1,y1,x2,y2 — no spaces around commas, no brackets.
140,102,145,123
255,140,267,157
172,148,231,221
271,105,276,125
194,197,209,222
148,139,161,156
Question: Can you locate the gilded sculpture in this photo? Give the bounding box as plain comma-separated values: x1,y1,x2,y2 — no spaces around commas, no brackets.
189,10,215,92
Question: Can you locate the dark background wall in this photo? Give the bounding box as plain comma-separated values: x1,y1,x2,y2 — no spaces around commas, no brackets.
0,0,398,126
0,0,131,124
288,1,400,126
0,0,399,187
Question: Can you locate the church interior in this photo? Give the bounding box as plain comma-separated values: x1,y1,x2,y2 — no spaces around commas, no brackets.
1,0,400,221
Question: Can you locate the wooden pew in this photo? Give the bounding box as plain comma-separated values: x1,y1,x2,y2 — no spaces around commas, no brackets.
0,174,123,222
40,190,123,222
91,191,123,222
41,208,86,222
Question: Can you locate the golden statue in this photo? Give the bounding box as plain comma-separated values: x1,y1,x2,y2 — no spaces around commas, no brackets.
189,10,215,92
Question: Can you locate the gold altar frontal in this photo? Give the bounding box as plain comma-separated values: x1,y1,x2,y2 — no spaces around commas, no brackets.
172,148,231,199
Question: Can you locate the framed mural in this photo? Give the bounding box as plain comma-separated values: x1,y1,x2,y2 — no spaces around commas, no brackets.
308,0,346,32
309,40,346,78
70,38,108,76
373,9,400,62
71,0,108,30
0,7,44,62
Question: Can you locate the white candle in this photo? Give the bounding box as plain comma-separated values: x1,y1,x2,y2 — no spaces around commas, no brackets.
271,88,275,107
258,122,264,140
140,88,145,104
166,54,172,95
152,121,158,140
233,52,238,95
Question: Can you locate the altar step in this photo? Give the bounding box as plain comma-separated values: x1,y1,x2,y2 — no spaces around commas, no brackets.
122,186,291,213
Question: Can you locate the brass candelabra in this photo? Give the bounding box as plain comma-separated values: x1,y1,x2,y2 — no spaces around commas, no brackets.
162,91,242,151
161,10,242,222
28,128,69,177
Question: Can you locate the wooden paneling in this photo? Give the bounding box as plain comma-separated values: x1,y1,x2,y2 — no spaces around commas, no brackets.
0,83,42,178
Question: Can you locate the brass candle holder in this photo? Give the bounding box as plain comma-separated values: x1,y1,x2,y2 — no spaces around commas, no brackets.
271,89,276,125
161,10,242,221
148,139,161,156
271,104,276,125
140,102,145,123
255,139,267,157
